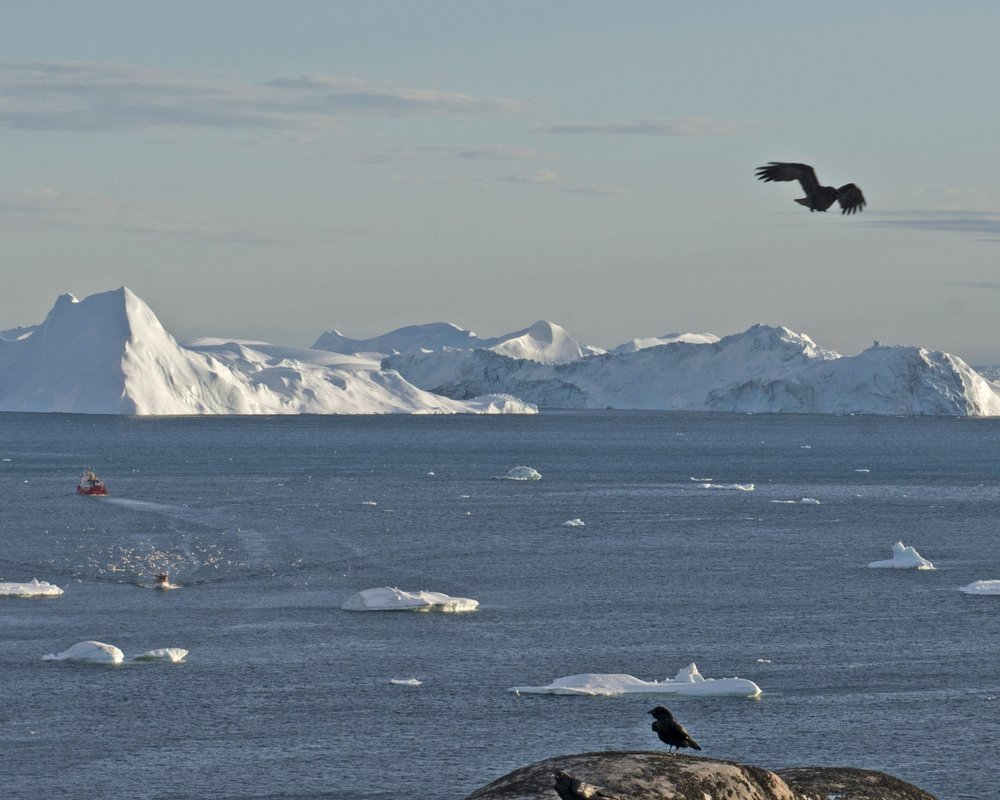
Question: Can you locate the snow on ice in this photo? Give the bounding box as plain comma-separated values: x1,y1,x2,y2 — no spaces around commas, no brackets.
4,287,1000,416
341,587,479,612
867,541,935,570
959,580,1000,595
0,578,64,597
498,466,542,480
509,663,761,698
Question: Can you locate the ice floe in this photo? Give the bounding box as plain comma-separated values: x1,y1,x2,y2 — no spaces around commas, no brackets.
0,578,64,597
959,580,1000,595
390,677,423,686
509,662,761,698
498,465,541,480
133,648,189,662
341,587,479,612
43,641,125,664
562,518,586,527
867,541,935,570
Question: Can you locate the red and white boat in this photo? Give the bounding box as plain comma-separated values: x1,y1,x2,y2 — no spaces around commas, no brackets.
77,469,108,496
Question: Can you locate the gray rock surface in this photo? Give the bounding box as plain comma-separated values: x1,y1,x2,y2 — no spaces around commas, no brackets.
462,751,938,800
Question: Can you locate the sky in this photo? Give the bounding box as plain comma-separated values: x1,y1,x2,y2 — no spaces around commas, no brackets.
3,1,1000,362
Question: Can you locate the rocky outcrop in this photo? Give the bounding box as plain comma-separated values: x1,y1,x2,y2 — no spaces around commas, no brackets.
462,751,937,800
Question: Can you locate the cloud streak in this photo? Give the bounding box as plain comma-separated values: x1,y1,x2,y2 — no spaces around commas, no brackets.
545,117,757,137
0,61,525,132
0,187,276,244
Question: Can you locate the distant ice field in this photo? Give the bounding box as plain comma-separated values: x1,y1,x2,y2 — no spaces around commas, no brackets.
1,410,998,800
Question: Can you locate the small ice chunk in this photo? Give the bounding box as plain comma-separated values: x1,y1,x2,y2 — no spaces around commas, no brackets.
498,465,541,480
510,662,761,698
133,648,188,662
959,580,1000,595
390,677,423,686
867,541,935,570
341,587,479,613
562,518,586,527
43,641,124,664
0,578,64,597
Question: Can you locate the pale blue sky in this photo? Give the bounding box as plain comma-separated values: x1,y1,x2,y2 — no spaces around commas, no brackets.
3,2,1000,361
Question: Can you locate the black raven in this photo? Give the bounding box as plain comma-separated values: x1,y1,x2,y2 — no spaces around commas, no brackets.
648,705,702,753
554,771,620,800
755,162,866,215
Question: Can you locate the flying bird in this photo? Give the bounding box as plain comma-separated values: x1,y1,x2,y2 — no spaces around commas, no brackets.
755,162,866,215
554,771,621,800
648,705,702,753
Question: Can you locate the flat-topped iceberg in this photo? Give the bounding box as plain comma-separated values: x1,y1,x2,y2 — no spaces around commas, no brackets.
133,648,188,662
867,541,935,570
43,641,125,664
341,587,479,613
959,580,1000,595
0,578,64,597
509,663,761,698
498,465,541,480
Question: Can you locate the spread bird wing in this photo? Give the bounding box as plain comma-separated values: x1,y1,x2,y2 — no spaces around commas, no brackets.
755,162,821,194
836,183,866,215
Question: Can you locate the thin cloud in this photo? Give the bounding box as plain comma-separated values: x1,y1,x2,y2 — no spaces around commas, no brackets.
0,61,526,133
546,117,756,137
501,169,624,196
0,187,276,244
361,143,546,164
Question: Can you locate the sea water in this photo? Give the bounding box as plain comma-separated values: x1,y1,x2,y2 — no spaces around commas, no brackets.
1,411,998,800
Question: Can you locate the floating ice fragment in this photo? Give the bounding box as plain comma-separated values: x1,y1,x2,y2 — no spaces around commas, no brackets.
562,518,586,527
959,580,1000,595
498,465,541,480
0,578,64,597
133,648,188,662
341,587,479,612
43,641,124,664
509,662,761,698
390,677,423,686
867,541,934,570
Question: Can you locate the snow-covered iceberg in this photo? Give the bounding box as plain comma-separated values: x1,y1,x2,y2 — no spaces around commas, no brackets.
0,578,64,597
43,641,124,664
385,324,1000,416
959,580,1000,595
498,465,541,480
313,319,604,363
0,288,536,415
133,647,188,662
509,663,762,698
867,541,935,570
341,587,479,613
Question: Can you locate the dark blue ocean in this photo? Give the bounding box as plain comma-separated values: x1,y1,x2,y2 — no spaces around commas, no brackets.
1,411,998,800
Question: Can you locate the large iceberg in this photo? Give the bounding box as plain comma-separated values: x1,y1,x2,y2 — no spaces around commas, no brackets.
341,587,479,613
43,641,125,664
0,578,64,597
385,324,1000,416
6,287,1000,416
867,541,935,570
0,288,536,415
509,663,762,698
